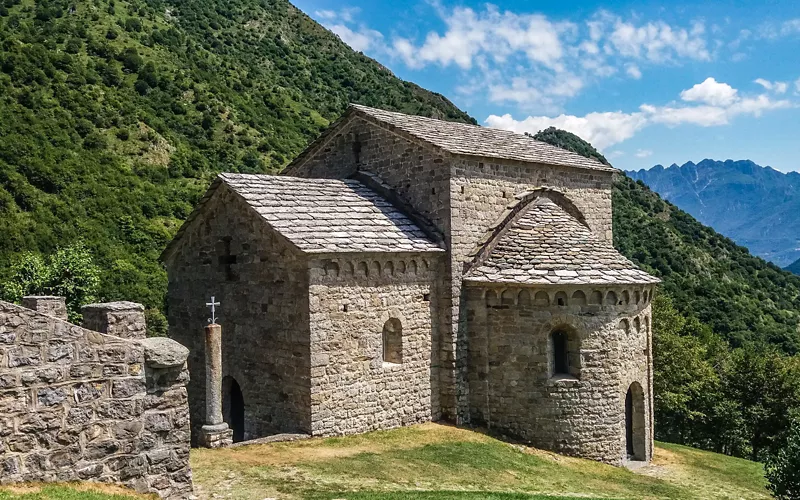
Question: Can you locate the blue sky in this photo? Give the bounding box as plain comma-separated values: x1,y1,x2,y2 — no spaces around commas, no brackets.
293,0,800,172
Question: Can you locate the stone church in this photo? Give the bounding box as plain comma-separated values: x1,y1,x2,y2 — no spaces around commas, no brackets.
162,104,660,465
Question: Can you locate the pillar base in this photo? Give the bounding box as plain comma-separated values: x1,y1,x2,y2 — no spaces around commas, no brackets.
199,423,233,448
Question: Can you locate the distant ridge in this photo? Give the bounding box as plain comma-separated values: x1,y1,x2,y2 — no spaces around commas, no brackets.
628,159,800,267
788,258,800,275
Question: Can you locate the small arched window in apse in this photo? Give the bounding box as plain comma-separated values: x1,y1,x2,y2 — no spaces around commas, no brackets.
382,318,403,364
551,330,570,375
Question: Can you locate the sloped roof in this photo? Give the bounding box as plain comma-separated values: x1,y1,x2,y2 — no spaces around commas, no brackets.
464,197,659,286
217,174,442,254
349,104,615,172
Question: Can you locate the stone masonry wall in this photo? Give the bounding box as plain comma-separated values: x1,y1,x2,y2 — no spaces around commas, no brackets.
450,159,615,420
465,285,654,465
286,116,456,419
0,300,192,498
308,253,439,436
165,185,311,442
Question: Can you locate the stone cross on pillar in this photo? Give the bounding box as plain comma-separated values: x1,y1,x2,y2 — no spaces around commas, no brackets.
199,297,233,448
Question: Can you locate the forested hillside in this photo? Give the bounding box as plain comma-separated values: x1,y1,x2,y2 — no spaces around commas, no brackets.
0,0,472,329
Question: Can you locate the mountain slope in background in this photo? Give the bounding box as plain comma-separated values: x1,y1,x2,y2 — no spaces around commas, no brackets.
788,258,800,275
0,0,471,327
628,160,800,267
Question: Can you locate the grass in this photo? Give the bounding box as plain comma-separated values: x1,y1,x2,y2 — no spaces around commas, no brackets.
190,423,770,500
0,424,768,499
0,484,152,499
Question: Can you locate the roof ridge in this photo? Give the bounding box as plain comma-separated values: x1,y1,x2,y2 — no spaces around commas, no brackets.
348,104,615,172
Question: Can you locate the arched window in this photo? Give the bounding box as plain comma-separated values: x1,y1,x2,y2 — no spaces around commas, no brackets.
382,318,403,364
551,330,570,375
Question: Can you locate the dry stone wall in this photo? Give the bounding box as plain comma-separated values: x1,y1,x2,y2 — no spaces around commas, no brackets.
465,285,654,464
308,254,439,436
0,300,193,498
165,185,311,442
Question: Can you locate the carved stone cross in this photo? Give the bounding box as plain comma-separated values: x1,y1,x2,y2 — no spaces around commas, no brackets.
206,296,220,324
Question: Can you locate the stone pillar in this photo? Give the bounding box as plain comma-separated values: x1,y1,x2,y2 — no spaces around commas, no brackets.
21,296,68,321
199,323,233,448
82,301,147,339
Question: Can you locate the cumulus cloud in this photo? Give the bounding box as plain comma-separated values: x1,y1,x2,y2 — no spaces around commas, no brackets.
680,77,738,106
486,78,793,150
391,5,570,71
605,18,710,62
315,8,386,53
327,24,384,52
486,110,648,150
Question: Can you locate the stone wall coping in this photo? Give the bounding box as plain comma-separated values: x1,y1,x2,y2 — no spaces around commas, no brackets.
139,337,190,368
82,301,145,312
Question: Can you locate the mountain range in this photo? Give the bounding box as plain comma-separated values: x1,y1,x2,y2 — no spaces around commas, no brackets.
628,160,800,269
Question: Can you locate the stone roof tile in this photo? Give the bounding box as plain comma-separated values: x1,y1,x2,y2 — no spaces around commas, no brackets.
351,104,615,172
465,197,659,286
220,173,443,254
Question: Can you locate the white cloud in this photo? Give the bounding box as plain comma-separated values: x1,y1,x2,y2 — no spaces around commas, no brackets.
606,150,625,159
635,149,653,158
315,7,358,23
391,6,570,71
328,24,384,53
755,78,788,94
606,18,711,62
486,110,648,150
625,64,642,79
486,78,794,150
680,77,738,106
796,78,800,93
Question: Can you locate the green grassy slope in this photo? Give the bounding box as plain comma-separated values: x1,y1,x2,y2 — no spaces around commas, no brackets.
190,423,768,500
0,0,471,326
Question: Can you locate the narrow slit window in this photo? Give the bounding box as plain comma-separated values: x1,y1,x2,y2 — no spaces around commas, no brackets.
552,330,569,375
382,318,403,364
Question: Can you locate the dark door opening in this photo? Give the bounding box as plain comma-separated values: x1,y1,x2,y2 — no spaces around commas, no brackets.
223,376,245,443
625,387,634,457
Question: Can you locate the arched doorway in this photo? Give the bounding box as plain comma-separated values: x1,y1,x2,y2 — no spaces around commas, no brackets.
222,376,245,443
625,382,646,460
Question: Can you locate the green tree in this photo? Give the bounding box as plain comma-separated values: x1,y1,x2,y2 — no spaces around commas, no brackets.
1,243,100,321
766,418,800,499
